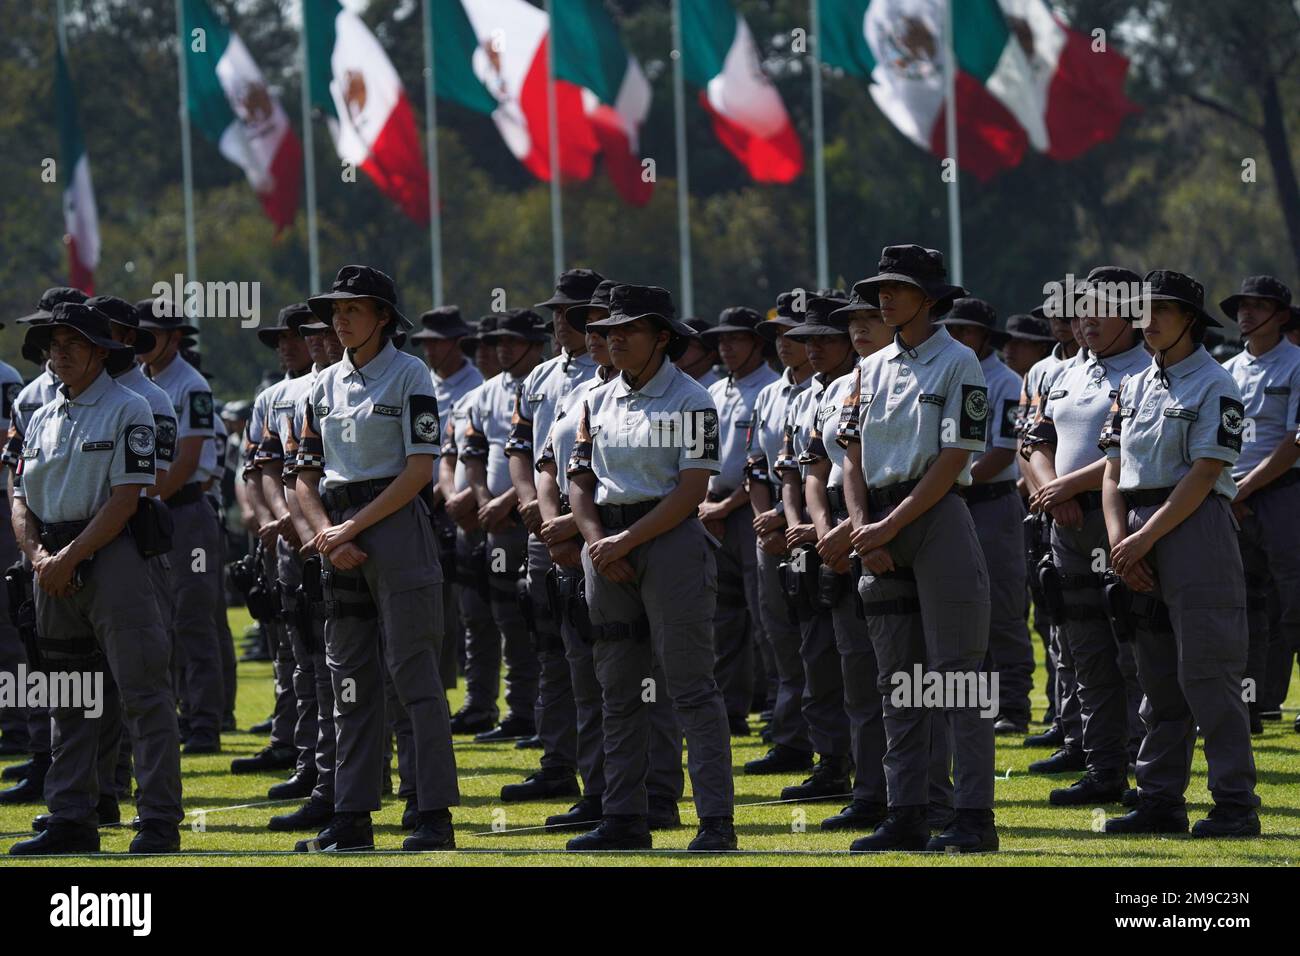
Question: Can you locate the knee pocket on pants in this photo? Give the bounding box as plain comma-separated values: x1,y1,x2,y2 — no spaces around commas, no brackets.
379,567,442,652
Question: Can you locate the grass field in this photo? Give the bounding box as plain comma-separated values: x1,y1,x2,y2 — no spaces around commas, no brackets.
2,607,1298,867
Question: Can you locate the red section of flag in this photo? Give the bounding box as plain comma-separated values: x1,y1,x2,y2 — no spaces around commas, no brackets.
697,91,804,184
1044,20,1140,162
259,129,304,235
518,35,599,183
588,103,652,206
359,94,431,226
929,71,1028,183
66,235,94,295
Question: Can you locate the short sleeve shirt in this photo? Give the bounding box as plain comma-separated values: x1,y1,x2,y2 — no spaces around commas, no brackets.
1222,339,1300,478
799,365,860,490
150,354,217,478
4,367,62,472
506,350,597,461
707,363,779,495
838,327,989,488
432,360,483,429
568,358,720,505
749,368,811,495
462,370,527,496
258,370,314,470
1103,347,1244,500
975,352,1023,483
538,373,613,495
113,364,178,468
1041,342,1149,477
298,342,441,490
15,371,155,523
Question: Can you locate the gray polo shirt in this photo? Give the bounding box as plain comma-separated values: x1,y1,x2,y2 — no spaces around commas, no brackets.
567,358,720,505
748,368,811,496
506,350,596,462
1222,338,1300,478
1102,346,1244,501
974,351,1023,483
538,372,614,495
150,354,217,481
773,372,830,485
438,387,480,493
114,363,178,469
4,366,62,473
15,370,155,524
799,364,861,490
258,368,315,471
298,341,441,490
838,327,989,488
708,363,778,496
1041,342,1149,478
462,369,528,496
432,359,483,428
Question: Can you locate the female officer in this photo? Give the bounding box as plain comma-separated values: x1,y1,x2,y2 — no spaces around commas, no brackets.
837,245,997,853
1101,270,1260,838
292,265,459,852
565,284,734,852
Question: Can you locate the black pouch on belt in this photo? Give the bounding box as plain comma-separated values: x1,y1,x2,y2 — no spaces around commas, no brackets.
816,564,848,611
796,546,823,613
4,560,26,628
566,573,593,644
17,599,40,670
467,540,490,599
850,555,866,620
130,496,176,560
1037,555,1066,625
294,586,319,652
1101,571,1134,644
435,508,457,580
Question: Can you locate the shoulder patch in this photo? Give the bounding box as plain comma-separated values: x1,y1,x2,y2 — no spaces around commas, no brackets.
409,393,440,445
124,424,156,475
1218,396,1245,452
189,391,214,430
959,384,989,442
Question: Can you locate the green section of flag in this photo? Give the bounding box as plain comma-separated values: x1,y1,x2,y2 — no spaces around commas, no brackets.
54,41,84,168
552,0,627,106
954,0,1010,83
431,0,499,116
182,0,236,141
680,0,737,89
817,0,873,76
304,0,341,119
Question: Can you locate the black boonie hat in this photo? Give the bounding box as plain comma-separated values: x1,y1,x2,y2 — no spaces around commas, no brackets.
938,297,1009,346
480,308,550,343
136,297,200,335
1124,270,1222,327
536,268,606,310
15,286,88,327
24,302,135,358
701,306,765,340
308,265,411,330
759,290,819,339
785,291,853,341
257,303,313,348
587,285,695,362
682,317,718,347
411,305,474,341
853,245,965,318
829,289,883,322
85,295,157,355
221,398,253,422
1005,313,1054,342
1219,275,1292,322
1075,266,1143,314
565,279,619,329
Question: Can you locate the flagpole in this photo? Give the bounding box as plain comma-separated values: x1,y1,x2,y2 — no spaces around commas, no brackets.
422,0,443,305
671,0,693,316
809,0,828,290
543,0,564,278
942,0,962,286
175,0,199,328
54,0,67,54
299,0,320,294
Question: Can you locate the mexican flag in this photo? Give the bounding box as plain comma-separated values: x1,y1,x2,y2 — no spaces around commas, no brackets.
305,0,430,224
818,0,1137,181
553,0,654,206
431,0,599,189
55,41,98,293
681,0,804,184
181,0,303,232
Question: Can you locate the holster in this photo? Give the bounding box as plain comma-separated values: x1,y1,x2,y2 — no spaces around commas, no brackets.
850,555,866,620
816,564,848,611
130,496,175,560
544,566,563,624
563,572,593,644
1101,571,1134,645
1037,555,1065,625
516,562,536,640
294,583,319,653
435,508,456,581
466,540,490,600
4,560,26,628
5,560,38,669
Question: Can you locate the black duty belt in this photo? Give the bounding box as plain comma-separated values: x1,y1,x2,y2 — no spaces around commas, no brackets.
964,480,1018,506
598,500,658,530
164,482,205,509
826,485,847,514
323,477,397,513
1076,490,1103,514
39,519,93,553
1123,487,1176,508
1258,469,1300,496
867,479,964,514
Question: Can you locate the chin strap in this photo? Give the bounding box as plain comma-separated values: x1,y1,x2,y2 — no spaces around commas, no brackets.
1155,321,1194,389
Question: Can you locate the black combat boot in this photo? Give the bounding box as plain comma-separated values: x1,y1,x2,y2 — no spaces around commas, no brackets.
403,809,456,850
268,798,334,832
688,816,738,851
1190,804,1261,838
500,767,581,802
295,812,375,851
926,809,998,853
779,754,851,801
1049,770,1128,806
849,806,929,852
566,815,652,851
1104,798,1189,835
9,820,99,856
821,799,888,832
546,795,603,828
744,744,815,775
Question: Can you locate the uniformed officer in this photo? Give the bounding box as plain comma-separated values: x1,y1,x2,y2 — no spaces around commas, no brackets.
1101,270,1260,837
1002,314,1056,378
412,306,483,694
741,292,815,774
292,265,459,851
1022,268,1150,806
8,303,182,855
700,308,779,735
678,317,722,389
460,309,548,743
138,297,225,755
533,279,686,830
838,245,997,853
0,286,88,806
566,283,736,851
1217,277,1300,734
938,298,1035,736
497,270,604,802
466,314,502,380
